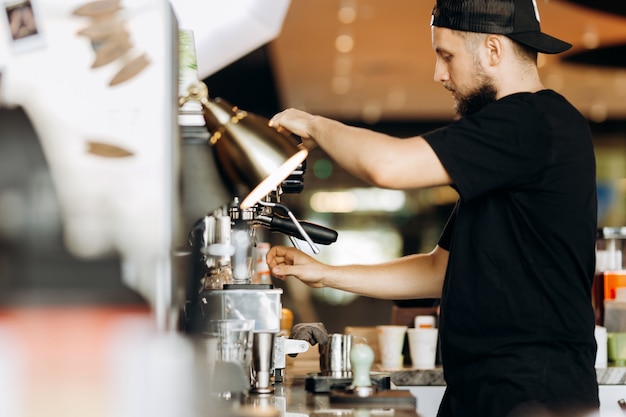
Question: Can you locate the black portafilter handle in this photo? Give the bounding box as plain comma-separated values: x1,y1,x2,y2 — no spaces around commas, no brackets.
257,214,338,245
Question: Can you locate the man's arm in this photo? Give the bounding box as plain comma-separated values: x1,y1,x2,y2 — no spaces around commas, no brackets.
270,108,452,189
267,244,448,300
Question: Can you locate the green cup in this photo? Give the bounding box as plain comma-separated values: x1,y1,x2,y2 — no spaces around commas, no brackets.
607,332,626,366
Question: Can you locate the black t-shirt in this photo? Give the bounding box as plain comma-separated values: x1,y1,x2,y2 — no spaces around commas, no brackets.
423,90,599,416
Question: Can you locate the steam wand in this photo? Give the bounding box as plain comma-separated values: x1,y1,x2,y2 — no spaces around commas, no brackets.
257,200,320,254
288,235,304,252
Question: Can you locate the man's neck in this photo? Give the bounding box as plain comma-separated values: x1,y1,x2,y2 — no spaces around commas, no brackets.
496,67,544,99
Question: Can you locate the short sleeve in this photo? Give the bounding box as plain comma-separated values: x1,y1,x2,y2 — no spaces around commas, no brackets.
423,94,552,201
437,201,458,251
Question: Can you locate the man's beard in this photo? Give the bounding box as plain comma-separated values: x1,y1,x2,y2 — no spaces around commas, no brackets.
453,78,498,117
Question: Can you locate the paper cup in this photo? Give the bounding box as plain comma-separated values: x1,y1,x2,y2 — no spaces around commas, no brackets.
376,325,407,369
407,327,438,369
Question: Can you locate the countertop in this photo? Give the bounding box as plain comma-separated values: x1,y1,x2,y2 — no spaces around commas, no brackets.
286,355,626,387
213,358,423,417
276,374,421,417
389,366,626,386
281,358,626,417
217,357,626,417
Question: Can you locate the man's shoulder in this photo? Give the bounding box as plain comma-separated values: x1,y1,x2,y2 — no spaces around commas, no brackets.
491,89,584,125
500,89,577,111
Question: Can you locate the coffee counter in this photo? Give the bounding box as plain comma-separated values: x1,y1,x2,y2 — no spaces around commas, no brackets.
388,366,626,386
272,374,421,417
272,358,419,416
386,366,626,417
283,357,626,417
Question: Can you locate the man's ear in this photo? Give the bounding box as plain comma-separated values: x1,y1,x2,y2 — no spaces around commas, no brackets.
485,34,504,66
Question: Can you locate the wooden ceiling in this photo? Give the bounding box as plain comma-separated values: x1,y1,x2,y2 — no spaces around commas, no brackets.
268,0,626,123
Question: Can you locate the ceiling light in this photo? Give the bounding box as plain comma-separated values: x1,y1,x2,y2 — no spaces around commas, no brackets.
589,101,608,123
582,26,600,49
361,101,382,124
338,6,356,24
335,34,354,53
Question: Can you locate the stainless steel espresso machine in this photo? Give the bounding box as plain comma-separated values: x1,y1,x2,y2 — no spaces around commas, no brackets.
179,80,338,395
189,193,337,393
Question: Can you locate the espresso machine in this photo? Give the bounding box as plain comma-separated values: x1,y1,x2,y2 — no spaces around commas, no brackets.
178,79,338,394
189,192,337,393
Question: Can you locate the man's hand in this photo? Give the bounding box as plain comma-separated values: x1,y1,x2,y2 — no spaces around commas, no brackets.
269,108,319,151
266,245,326,288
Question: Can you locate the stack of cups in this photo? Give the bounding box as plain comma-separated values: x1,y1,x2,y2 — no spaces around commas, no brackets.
407,315,438,369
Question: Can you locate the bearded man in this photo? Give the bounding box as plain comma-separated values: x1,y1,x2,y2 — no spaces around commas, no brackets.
267,1,599,415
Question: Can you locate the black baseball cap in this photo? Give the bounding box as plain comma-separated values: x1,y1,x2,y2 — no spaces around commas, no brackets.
431,0,572,54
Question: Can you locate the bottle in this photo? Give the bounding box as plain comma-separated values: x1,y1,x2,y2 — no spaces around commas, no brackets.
253,242,272,285
280,308,294,338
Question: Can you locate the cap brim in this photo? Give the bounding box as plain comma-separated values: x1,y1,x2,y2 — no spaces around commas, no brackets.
507,32,572,54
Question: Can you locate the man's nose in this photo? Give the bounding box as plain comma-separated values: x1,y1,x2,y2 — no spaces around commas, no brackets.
433,61,448,83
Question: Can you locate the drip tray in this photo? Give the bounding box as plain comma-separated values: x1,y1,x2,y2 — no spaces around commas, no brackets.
304,372,391,394
329,388,416,408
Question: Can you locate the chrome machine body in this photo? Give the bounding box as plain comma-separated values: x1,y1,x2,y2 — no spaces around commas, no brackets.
182,120,338,390
177,74,337,392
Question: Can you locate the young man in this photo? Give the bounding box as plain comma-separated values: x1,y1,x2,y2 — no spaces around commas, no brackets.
267,1,599,416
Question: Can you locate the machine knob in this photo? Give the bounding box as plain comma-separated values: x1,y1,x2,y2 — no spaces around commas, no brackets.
281,161,306,194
